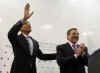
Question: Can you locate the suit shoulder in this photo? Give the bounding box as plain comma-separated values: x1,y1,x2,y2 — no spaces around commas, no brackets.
30,37,37,42
56,43,67,50
35,39,39,44
33,38,39,45
57,43,67,47
33,39,38,42
30,37,39,44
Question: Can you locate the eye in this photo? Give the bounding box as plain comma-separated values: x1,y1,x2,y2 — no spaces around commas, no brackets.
72,32,79,36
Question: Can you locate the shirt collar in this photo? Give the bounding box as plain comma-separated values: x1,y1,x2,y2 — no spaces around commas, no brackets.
68,41,78,49
22,33,29,38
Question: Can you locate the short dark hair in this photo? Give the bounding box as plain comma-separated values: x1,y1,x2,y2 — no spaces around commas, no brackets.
67,28,77,35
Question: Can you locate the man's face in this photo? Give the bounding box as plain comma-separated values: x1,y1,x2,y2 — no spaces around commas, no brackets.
21,21,32,34
67,30,79,44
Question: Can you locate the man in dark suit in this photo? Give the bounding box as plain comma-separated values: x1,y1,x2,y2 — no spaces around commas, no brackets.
56,28,88,73
8,3,56,73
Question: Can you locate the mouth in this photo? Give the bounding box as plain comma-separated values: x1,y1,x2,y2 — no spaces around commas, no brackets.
72,37,79,42
27,30,31,33
73,37,78,39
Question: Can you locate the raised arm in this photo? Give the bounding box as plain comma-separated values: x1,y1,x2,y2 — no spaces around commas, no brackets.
8,3,33,41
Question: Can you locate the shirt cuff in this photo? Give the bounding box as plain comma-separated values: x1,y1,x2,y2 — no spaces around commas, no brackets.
74,54,78,58
20,19,25,24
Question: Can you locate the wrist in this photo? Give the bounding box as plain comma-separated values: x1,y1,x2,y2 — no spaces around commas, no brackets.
20,18,25,25
22,17,26,22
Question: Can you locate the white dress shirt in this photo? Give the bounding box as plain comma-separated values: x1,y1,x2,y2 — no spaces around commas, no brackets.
68,41,78,50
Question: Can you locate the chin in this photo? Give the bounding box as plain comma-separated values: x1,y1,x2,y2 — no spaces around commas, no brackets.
27,32,30,35
28,30,31,33
72,40,78,44
26,31,31,35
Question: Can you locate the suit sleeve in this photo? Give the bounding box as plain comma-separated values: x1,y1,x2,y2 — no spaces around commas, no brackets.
36,41,56,60
78,47,89,66
8,20,24,43
56,46,78,66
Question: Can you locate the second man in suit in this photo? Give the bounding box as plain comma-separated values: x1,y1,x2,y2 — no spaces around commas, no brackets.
56,28,88,73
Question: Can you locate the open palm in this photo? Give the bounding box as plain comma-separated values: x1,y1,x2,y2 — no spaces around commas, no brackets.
24,3,34,20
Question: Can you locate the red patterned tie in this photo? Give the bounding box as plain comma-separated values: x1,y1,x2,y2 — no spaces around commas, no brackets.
72,44,76,50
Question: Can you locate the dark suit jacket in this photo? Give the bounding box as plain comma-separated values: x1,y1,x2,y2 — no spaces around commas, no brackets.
89,49,100,73
8,20,56,73
56,43,88,73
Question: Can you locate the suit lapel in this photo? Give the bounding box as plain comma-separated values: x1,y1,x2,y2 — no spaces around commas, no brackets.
19,34,30,56
66,43,74,54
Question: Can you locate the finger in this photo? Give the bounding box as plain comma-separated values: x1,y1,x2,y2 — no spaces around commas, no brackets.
24,7,30,17
80,44,85,49
24,4,29,14
80,43,85,47
29,11,34,18
25,3,30,9
24,3,30,15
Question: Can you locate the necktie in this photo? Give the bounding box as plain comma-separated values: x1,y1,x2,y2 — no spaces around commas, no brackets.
72,44,76,50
